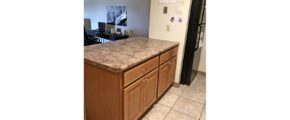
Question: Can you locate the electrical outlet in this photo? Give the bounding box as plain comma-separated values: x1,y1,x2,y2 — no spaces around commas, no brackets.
166,25,170,32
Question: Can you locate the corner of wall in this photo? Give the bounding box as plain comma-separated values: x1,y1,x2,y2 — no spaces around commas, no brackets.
149,0,193,84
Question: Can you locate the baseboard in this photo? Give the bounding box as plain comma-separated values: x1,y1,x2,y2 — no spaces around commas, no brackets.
172,82,180,87
174,71,206,87
198,71,206,76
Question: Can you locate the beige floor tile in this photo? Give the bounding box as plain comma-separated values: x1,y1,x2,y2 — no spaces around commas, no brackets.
164,109,198,120
168,85,187,95
196,73,206,80
158,92,180,107
141,117,149,120
190,82,205,90
181,87,205,104
200,105,206,120
183,73,206,104
189,77,206,90
173,97,204,119
188,82,206,93
144,104,171,120
191,72,205,82
142,72,206,120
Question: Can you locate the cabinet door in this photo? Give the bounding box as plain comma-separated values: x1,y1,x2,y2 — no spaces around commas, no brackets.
124,79,143,120
158,61,171,98
143,69,158,111
169,57,177,85
158,57,177,98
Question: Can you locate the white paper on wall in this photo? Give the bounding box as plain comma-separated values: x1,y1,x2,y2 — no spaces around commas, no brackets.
159,0,168,3
177,0,184,5
175,6,182,15
175,0,183,15
159,0,177,4
168,0,177,3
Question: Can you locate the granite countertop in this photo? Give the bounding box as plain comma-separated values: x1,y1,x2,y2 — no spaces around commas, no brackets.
84,37,179,72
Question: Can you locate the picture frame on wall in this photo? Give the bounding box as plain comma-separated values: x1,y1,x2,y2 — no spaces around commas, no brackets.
106,6,127,26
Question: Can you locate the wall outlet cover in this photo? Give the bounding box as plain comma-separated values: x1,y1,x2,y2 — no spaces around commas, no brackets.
166,25,170,32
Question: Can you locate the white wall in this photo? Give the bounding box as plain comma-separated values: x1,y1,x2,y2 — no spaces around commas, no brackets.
149,0,192,83
84,0,150,37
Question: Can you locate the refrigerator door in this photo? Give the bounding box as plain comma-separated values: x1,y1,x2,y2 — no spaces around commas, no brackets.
191,6,206,83
191,46,202,81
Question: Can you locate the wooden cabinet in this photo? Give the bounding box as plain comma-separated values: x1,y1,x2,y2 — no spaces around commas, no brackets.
169,57,177,85
124,78,143,120
158,56,177,98
85,46,178,120
124,69,158,120
158,61,171,98
142,69,158,111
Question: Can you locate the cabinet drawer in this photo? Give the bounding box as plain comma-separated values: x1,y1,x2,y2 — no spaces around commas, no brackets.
124,56,159,87
159,47,178,65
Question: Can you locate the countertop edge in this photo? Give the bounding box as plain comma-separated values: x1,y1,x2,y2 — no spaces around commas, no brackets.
84,42,179,73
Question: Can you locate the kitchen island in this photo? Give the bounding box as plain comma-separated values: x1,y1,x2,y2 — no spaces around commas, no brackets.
84,37,179,120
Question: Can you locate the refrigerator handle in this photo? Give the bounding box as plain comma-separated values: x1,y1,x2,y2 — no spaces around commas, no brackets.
194,1,206,52
194,25,202,51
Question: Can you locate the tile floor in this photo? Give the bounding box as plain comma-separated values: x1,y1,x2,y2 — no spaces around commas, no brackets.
142,72,206,120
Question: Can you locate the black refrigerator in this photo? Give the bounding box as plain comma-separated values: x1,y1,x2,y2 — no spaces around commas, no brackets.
180,0,206,85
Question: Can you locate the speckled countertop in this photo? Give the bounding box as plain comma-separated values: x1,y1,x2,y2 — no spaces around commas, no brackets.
84,37,179,72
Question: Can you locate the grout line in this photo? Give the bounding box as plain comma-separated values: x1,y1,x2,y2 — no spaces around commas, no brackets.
162,86,186,120
170,80,206,119
172,96,202,119
192,99,206,105
143,72,206,120
198,103,206,120
162,94,181,120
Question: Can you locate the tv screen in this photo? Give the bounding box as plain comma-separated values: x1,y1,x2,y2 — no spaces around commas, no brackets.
106,6,127,26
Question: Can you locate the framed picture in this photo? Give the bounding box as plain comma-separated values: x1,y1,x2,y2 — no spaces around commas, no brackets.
106,6,127,26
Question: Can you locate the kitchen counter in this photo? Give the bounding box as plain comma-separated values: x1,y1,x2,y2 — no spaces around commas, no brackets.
84,37,179,120
84,37,179,72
